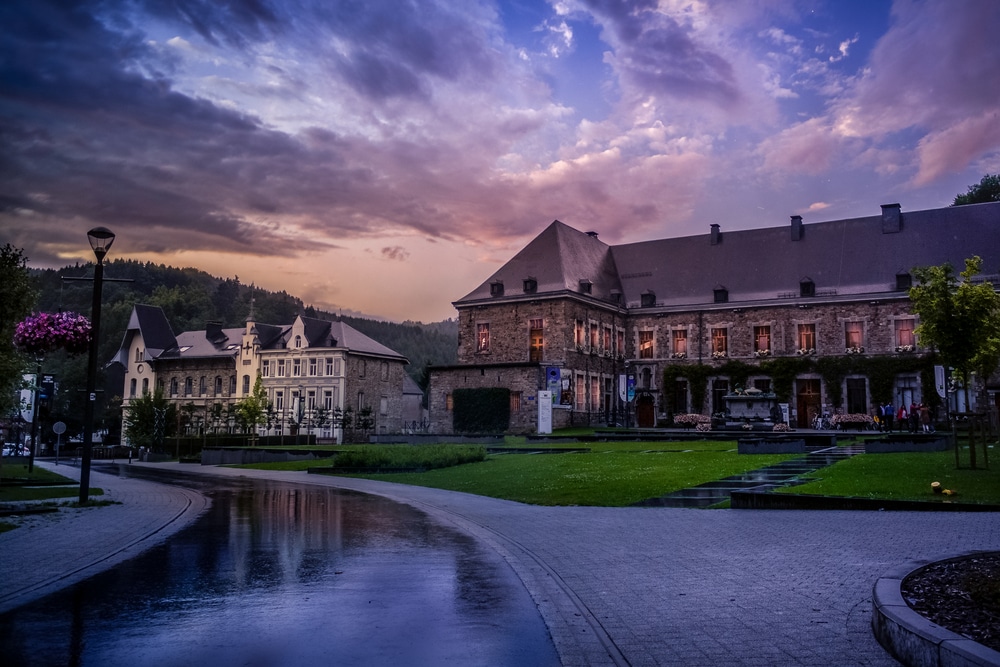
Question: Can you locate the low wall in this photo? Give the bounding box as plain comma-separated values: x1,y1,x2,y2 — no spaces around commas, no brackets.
737,438,806,454
201,448,334,465
864,434,951,454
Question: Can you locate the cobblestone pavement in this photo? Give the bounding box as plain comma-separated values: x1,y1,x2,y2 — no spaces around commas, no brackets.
5,461,1000,666
0,461,209,615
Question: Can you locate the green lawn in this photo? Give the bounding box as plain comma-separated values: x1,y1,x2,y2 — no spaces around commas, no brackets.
0,463,102,502
779,449,1000,505
233,438,1000,508
345,441,795,506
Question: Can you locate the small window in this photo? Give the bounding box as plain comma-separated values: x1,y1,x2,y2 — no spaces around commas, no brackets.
895,318,915,349
490,280,504,297
845,321,864,351
215,376,223,395
523,278,537,294
753,326,771,355
477,323,490,353
141,378,149,395
510,391,522,413
294,335,302,349
579,279,592,295
242,375,250,394
129,378,137,398
896,272,912,291
641,291,656,308
229,376,236,394
309,358,317,376
797,323,816,351
800,278,815,298
713,287,728,303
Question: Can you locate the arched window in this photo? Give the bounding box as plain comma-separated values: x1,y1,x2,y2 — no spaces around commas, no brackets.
215,376,223,395
141,378,149,395
129,378,137,397
229,376,237,394
242,375,251,394
184,377,193,396
294,335,302,348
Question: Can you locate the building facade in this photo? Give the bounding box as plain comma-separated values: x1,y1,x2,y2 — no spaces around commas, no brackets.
429,201,1000,434
113,306,410,442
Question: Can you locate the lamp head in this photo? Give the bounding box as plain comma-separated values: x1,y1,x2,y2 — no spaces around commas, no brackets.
87,227,115,262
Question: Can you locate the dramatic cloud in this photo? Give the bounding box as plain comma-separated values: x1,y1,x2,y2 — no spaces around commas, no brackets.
1,0,997,321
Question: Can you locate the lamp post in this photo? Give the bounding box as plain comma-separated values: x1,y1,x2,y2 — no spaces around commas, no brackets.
79,226,115,504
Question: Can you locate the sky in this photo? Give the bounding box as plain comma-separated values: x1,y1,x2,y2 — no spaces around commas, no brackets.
2,0,999,323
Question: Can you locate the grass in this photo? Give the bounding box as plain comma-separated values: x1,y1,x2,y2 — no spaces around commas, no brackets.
346,441,795,506
0,463,103,502
778,447,1000,505
229,436,1000,508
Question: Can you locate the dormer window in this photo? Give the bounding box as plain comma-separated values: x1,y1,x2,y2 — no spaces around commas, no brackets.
610,290,623,305
896,272,912,291
523,277,537,294
579,279,592,295
713,286,728,303
800,278,815,298
294,335,302,348
490,280,504,297
641,291,656,308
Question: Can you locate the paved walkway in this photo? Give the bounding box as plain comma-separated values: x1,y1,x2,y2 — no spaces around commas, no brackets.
0,461,209,614
3,461,999,666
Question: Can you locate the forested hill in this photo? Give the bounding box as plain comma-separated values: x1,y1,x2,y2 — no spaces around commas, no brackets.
29,259,457,386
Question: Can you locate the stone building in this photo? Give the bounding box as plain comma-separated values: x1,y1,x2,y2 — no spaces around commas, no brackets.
112,305,409,442
428,201,1000,434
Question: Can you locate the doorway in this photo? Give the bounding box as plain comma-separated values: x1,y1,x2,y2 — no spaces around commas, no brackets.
796,379,821,428
636,394,655,428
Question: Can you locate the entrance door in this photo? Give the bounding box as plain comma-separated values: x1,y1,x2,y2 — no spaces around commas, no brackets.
636,394,655,427
796,379,821,428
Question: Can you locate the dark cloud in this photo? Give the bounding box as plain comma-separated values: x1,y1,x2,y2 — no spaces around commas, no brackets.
582,0,742,108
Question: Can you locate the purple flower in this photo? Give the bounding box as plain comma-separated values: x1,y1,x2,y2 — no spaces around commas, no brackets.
13,312,92,356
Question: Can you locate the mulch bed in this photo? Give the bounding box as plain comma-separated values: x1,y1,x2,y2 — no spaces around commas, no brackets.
902,552,1000,652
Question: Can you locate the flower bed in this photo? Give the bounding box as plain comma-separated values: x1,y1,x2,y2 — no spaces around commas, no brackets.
14,312,92,355
830,413,875,430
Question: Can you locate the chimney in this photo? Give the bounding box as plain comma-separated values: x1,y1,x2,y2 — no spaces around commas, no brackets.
586,231,599,238
710,223,721,246
206,321,227,344
791,215,803,241
881,203,901,234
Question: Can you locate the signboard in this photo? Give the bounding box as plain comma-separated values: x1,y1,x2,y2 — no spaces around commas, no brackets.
545,367,561,405
537,390,552,434
934,365,946,399
617,374,636,402
20,373,35,424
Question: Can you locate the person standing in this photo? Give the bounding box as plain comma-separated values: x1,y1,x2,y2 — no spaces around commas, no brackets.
897,404,908,432
919,403,932,433
883,402,894,432
910,401,920,433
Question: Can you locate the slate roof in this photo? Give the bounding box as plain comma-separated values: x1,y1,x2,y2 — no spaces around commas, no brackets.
174,328,244,359
111,304,178,366
456,202,1000,311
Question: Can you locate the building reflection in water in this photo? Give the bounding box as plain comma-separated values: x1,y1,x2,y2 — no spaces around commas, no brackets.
0,477,559,667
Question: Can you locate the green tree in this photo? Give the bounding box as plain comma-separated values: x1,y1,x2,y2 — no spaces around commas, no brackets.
0,244,37,415
910,256,1000,466
234,374,267,434
123,389,177,448
953,174,1000,206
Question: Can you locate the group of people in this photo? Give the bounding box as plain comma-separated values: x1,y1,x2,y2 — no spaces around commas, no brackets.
874,401,934,433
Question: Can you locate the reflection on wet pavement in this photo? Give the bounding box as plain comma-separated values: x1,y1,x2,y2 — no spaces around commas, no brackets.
0,472,559,666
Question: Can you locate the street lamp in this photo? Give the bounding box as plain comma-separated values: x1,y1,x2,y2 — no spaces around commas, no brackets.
80,226,115,504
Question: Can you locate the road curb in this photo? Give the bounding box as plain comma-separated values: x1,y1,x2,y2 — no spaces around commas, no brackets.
872,550,1000,667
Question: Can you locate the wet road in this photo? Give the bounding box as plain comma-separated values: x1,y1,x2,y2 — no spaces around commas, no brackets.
0,471,559,667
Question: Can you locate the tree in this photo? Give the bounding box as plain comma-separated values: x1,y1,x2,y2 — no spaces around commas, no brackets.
123,389,177,448
234,374,267,435
953,174,1000,206
0,244,37,415
909,256,1000,466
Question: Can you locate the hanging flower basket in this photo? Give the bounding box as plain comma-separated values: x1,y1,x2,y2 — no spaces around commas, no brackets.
14,312,92,356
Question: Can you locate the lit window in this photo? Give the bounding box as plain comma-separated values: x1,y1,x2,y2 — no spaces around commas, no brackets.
754,326,771,354
477,323,490,353
895,319,915,349
575,373,585,410
510,391,522,413
575,320,585,348
639,330,654,359
672,330,687,356
529,319,543,362
845,321,863,350
589,323,598,350
798,323,816,351
711,328,728,356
